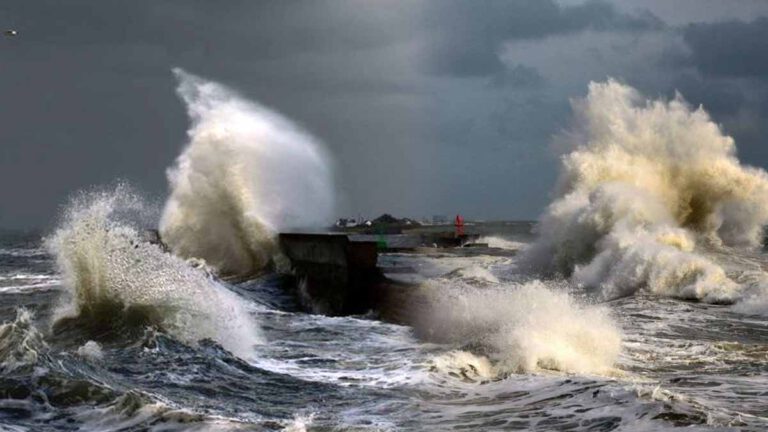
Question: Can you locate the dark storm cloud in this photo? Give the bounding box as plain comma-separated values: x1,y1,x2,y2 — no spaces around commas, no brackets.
1,1,408,56
421,0,663,77
0,1,426,228
660,17,768,167
488,64,545,89
683,17,768,78
2,1,768,229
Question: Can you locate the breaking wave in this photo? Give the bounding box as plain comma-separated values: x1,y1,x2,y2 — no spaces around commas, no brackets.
419,281,622,376
46,185,262,359
0,309,47,374
160,69,335,276
477,236,525,251
524,79,768,304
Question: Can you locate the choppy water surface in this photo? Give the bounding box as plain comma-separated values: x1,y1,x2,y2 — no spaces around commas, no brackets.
4,76,768,431
1,222,767,431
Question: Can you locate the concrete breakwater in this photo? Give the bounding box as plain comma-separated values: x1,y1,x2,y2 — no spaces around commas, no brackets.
277,232,483,318
140,228,472,319
278,233,383,315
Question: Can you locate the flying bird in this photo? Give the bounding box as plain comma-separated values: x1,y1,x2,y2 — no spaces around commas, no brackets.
4,30,18,37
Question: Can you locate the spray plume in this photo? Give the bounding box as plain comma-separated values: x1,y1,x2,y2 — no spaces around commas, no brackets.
525,79,768,302
46,185,262,359
160,69,335,276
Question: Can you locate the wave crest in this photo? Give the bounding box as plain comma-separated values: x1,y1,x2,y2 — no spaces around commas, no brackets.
524,79,768,302
46,185,262,359
160,69,335,276
419,281,622,376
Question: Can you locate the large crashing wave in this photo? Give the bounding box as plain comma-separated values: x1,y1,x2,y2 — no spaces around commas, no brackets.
420,281,621,377
46,185,262,359
524,80,768,303
160,69,334,276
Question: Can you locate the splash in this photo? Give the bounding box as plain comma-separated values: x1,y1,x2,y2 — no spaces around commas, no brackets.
76,340,104,362
160,69,335,276
524,80,768,302
46,185,262,359
428,350,495,381
477,236,525,251
0,309,47,373
419,281,622,376
282,413,316,432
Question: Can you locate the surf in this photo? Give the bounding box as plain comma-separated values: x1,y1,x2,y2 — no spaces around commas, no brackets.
523,79,768,305
159,69,335,277
45,184,262,359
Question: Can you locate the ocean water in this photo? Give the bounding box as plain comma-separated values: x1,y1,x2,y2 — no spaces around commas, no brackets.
1,221,767,431
4,73,768,431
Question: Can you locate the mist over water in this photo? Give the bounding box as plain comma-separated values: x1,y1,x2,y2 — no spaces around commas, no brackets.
160,69,335,276
524,79,768,305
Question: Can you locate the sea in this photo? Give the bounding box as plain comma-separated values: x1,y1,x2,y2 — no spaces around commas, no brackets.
0,220,767,431
3,72,768,431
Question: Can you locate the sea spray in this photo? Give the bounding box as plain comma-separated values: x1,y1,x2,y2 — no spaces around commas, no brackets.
420,281,622,376
46,185,262,359
160,69,335,276
0,309,47,373
524,79,768,302
477,236,526,251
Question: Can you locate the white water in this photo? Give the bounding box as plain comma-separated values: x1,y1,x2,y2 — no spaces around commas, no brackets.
46,185,262,358
76,340,104,361
524,79,768,304
160,69,335,276
0,309,46,373
478,236,526,251
419,280,622,376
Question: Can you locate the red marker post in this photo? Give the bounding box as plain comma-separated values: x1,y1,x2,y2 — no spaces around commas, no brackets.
455,214,464,237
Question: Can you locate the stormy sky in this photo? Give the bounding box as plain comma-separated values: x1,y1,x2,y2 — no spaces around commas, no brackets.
2,1,768,229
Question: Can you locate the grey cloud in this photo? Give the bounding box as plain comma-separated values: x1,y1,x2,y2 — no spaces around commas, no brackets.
488,64,546,89
421,0,663,77
669,73,749,117
683,17,768,78
2,1,768,229
2,1,412,57
0,0,431,229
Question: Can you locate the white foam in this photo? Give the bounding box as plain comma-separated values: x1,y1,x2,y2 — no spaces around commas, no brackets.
524,79,768,303
478,236,526,251
0,309,47,373
0,283,59,294
46,185,262,359
282,413,316,432
160,69,335,276
76,340,104,361
0,248,47,258
429,350,495,381
419,281,622,376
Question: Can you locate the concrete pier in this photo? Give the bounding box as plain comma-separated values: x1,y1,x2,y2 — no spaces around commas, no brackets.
278,233,382,315
278,231,492,318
